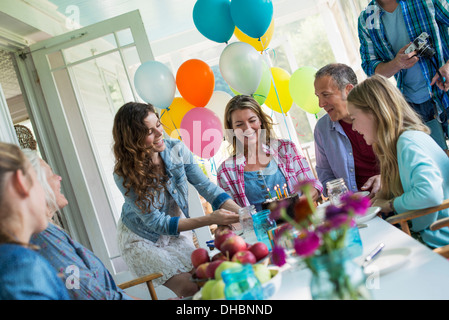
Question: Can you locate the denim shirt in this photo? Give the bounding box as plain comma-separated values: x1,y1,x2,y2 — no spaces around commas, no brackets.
0,244,70,300
115,138,231,243
314,114,358,196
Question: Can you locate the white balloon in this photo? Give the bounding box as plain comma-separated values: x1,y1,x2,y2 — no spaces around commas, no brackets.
205,91,233,125
219,42,263,95
134,60,176,109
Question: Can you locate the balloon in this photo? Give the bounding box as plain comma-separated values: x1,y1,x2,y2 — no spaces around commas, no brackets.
180,107,223,159
205,91,233,125
265,67,293,114
289,66,321,114
160,97,196,137
219,42,263,95
176,59,215,107
234,19,274,52
230,0,273,39
230,60,271,105
134,61,176,109
193,0,235,43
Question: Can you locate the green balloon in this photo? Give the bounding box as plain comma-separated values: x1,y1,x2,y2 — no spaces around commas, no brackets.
289,66,321,114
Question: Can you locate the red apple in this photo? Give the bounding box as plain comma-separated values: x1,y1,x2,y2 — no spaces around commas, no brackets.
231,250,257,264
249,242,269,261
214,229,235,251
195,262,210,279
211,252,228,261
206,260,224,279
220,235,247,259
191,248,210,268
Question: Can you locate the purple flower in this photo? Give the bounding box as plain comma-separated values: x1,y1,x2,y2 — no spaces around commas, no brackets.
271,245,287,267
294,231,320,257
341,192,370,215
293,180,313,194
268,200,289,221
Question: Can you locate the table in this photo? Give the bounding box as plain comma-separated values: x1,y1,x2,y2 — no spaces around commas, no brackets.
271,216,449,299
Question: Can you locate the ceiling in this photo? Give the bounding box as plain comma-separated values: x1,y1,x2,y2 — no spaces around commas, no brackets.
0,0,289,101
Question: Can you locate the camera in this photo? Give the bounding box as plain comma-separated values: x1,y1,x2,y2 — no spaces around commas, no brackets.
404,32,435,58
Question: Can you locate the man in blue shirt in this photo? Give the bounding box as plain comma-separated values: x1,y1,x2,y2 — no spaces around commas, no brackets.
358,0,449,152
313,63,381,197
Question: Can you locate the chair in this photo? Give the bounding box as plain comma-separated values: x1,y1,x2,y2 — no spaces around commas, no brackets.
430,217,449,258
118,272,164,300
386,199,449,257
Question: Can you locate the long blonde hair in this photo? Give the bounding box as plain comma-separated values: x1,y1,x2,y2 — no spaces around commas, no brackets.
347,75,430,199
0,142,33,246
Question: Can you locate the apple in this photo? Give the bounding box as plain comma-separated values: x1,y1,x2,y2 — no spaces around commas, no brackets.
252,264,272,284
220,235,247,259
214,261,240,280
195,262,210,279
249,242,269,261
231,250,257,264
201,279,217,300
206,260,224,279
211,252,228,261
210,279,226,300
214,229,235,251
191,248,210,268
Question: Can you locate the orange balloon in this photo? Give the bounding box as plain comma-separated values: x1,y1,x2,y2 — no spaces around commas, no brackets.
176,59,215,107
160,97,195,137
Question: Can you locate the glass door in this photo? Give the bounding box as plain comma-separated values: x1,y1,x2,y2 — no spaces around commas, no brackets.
28,10,153,274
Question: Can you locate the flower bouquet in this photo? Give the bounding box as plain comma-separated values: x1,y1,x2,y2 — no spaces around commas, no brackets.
269,182,372,300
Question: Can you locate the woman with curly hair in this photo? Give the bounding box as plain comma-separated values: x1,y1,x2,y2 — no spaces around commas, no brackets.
112,102,240,297
347,74,449,248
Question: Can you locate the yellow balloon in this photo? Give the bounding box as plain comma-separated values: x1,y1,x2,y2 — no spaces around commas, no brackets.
160,97,195,137
234,19,274,52
265,67,293,114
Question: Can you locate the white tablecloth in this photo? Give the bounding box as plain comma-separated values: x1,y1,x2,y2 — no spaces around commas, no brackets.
271,217,449,300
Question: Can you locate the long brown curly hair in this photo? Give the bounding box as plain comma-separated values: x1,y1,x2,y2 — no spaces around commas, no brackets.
112,102,167,213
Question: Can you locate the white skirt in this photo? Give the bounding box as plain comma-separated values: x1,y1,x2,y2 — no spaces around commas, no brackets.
117,219,196,287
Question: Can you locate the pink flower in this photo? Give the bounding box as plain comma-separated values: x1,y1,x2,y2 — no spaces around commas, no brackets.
294,231,320,257
341,192,370,215
271,245,287,267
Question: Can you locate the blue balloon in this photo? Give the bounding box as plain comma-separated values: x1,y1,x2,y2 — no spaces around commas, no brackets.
193,0,235,43
230,0,273,39
134,61,176,109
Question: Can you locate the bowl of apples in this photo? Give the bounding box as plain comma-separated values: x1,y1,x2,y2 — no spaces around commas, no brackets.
190,229,282,300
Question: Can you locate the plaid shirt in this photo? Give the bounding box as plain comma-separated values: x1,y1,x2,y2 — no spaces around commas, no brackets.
358,0,449,111
217,139,323,207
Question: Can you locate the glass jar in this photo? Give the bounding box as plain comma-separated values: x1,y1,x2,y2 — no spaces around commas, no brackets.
309,248,371,300
252,209,276,250
222,264,263,300
326,178,349,206
238,205,256,235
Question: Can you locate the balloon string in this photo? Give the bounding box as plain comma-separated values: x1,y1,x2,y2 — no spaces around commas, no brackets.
210,157,217,177
262,50,294,142
166,108,183,141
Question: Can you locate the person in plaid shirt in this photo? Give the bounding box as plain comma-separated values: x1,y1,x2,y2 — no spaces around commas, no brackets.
358,0,449,151
217,95,322,211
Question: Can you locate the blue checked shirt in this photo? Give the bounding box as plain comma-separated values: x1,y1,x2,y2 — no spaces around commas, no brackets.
358,0,449,112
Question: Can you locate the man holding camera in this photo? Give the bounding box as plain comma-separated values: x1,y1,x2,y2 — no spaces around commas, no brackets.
358,0,449,152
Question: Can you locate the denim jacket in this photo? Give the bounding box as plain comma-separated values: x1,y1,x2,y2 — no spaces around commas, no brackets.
114,138,231,243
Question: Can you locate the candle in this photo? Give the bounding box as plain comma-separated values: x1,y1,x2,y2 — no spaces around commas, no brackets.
267,188,272,199
284,183,289,197
274,186,281,199
277,184,283,199
283,186,288,198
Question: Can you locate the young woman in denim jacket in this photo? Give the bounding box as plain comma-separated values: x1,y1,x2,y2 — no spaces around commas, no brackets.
112,102,240,297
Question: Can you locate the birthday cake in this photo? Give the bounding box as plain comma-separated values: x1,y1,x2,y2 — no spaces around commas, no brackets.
262,193,299,223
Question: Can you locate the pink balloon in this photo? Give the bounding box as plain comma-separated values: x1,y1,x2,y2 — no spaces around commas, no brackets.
180,107,223,159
